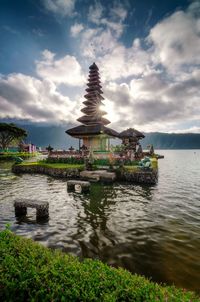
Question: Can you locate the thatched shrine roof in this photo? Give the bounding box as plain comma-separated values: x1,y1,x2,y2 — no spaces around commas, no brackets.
66,124,119,138
119,128,145,139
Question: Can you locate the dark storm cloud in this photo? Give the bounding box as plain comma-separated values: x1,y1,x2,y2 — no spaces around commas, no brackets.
104,83,132,107
133,100,183,124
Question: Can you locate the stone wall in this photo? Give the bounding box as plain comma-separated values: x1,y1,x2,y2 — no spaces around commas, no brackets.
12,164,158,184
12,165,80,178
117,169,158,185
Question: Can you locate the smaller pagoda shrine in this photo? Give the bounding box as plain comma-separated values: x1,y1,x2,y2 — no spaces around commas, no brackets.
66,63,119,152
119,128,145,149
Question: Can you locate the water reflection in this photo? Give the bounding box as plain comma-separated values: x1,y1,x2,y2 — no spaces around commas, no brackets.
15,214,49,225
71,184,119,258
0,161,16,181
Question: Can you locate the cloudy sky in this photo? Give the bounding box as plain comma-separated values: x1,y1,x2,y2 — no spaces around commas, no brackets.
0,0,200,133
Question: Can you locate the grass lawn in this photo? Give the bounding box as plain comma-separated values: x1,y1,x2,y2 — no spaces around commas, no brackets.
17,161,84,170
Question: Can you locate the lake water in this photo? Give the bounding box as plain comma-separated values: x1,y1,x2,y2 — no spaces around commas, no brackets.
0,150,200,292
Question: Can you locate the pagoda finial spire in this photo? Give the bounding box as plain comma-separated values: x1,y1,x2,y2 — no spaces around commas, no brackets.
77,63,110,126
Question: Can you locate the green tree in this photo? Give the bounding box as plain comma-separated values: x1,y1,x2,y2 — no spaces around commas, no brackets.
46,144,54,153
0,123,27,150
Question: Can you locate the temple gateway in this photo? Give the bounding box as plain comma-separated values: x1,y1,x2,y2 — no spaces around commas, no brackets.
66,62,144,154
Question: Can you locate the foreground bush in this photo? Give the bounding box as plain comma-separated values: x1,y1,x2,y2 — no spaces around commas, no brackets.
0,230,199,302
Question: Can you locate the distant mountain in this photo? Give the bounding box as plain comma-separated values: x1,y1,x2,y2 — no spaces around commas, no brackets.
18,124,200,150
141,132,200,149
22,124,78,150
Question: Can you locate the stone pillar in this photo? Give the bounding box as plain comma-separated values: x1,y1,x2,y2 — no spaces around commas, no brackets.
36,205,49,219
15,206,27,217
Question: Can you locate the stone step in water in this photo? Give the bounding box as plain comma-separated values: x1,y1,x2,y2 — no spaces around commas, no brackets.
14,199,49,219
80,170,116,183
67,180,90,192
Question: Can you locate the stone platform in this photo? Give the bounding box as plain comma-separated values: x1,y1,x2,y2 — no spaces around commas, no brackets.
67,180,90,192
14,199,49,219
80,170,116,182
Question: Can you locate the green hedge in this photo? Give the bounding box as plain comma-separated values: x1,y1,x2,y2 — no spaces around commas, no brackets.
46,157,140,167
0,230,199,302
93,158,110,166
46,157,84,164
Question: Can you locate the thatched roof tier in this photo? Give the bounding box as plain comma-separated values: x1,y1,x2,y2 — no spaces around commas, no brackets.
89,68,99,73
87,85,102,90
77,115,110,125
88,76,100,81
85,87,103,94
84,93,104,100
88,73,100,78
89,62,99,70
88,70,99,74
81,107,107,116
83,100,104,106
88,70,100,75
87,83,102,89
119,128,145,139
87,80,101,85
66,124,119,138
81,108,96,115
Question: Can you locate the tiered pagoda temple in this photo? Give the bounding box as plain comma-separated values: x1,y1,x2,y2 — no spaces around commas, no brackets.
66,63,119,151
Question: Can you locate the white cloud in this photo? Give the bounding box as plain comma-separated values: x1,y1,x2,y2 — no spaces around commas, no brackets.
70,23,84,37
100,19,124,37
42,0,76,16
36,50,85,86
0,73,80,124
148,1,200,72
101,65,200,132
79,3,150,80
98,39,152,81
42,49,55,61
81,28,119,59
110,3,128,21
1,1,200,134
88,2,104,24
169,126,200,134
87,1,127,37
